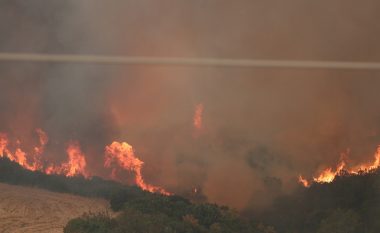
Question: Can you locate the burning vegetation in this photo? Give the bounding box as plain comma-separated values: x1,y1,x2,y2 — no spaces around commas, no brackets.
299,145,380,187
0,129,169,195
105,141,170,195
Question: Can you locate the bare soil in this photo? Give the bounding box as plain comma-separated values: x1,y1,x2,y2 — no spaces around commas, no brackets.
0,183,110,233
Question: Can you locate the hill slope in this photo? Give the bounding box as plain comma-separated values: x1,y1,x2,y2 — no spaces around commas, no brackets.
0,183,109,233
252,169,380,233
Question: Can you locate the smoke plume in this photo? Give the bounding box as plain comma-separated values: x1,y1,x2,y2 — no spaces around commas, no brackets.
1,1,380,210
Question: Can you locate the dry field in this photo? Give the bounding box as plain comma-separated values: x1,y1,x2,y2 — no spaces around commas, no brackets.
0,183,110,233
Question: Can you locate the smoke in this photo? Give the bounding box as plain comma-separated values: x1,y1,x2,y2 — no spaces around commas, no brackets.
1,1,380,210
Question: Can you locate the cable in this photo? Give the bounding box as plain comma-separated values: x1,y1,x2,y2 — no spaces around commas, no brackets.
1,52,380,70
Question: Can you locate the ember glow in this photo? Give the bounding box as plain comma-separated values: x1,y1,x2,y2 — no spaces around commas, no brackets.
299,146,380,187
193,103,204,130
105,141,170,195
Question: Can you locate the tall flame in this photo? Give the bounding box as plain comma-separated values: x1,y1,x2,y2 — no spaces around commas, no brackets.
0,130,169,195
31,128,49,171
34,128,48,155
0,133,36,170
193,103,204,130
299,145,380,187
0,133,9,158
64,141,89,177
105,141,170,195
45,141,89,178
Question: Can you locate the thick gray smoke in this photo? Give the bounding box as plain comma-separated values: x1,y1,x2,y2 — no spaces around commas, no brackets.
1,1,380,210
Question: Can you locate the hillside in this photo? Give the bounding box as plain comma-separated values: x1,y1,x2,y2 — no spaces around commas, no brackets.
251,169,380,233
0,183,109,233
5,155,380,233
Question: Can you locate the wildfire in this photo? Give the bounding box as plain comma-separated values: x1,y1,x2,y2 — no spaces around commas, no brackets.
0,133,36,170
0,130,170,195
105,141,170,195
46,142,89,178
0,133,8,157
31,128,49,171
0,130,89,178
313,159,346,183
298,175,310,188
193,103,204,130
299,145,380,187
65,142,89,177
34,128,48,155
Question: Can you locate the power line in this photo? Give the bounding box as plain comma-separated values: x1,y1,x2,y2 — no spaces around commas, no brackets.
1,52,380,70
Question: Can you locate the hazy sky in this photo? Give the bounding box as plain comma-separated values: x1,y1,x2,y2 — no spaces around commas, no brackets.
1,1,380,209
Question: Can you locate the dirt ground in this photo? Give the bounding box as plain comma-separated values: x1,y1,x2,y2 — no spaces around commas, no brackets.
0,183,110,233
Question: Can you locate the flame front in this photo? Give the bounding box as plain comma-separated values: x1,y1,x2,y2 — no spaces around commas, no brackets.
0,130,169,195
0,130,90,178
313,159,346,183
105,141,170,195
0,133,38,170
299,145,380,187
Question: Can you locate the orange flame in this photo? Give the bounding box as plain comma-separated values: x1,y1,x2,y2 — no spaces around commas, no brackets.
313,159,346,183
14,148,28,168
350,146,380,173
105,141,170,195
34,128,48,155
0,130,48,171
0,133,9,158
30,128,49,171
298,175,310,188
0,130,89,177
64,142,89,177
0,130,170,195
193,103,204,130
0,134,34,170
46,141,89,178
300,145,380,187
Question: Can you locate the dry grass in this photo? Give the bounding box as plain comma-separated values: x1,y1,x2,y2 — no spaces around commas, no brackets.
0,183,110,233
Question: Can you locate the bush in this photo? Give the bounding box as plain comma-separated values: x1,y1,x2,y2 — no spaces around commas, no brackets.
64,212,117,233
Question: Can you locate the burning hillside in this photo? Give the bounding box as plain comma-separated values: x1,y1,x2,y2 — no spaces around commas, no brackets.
105,141,171,195
0,129,169,195
2,0,380,219
299,145,380,187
